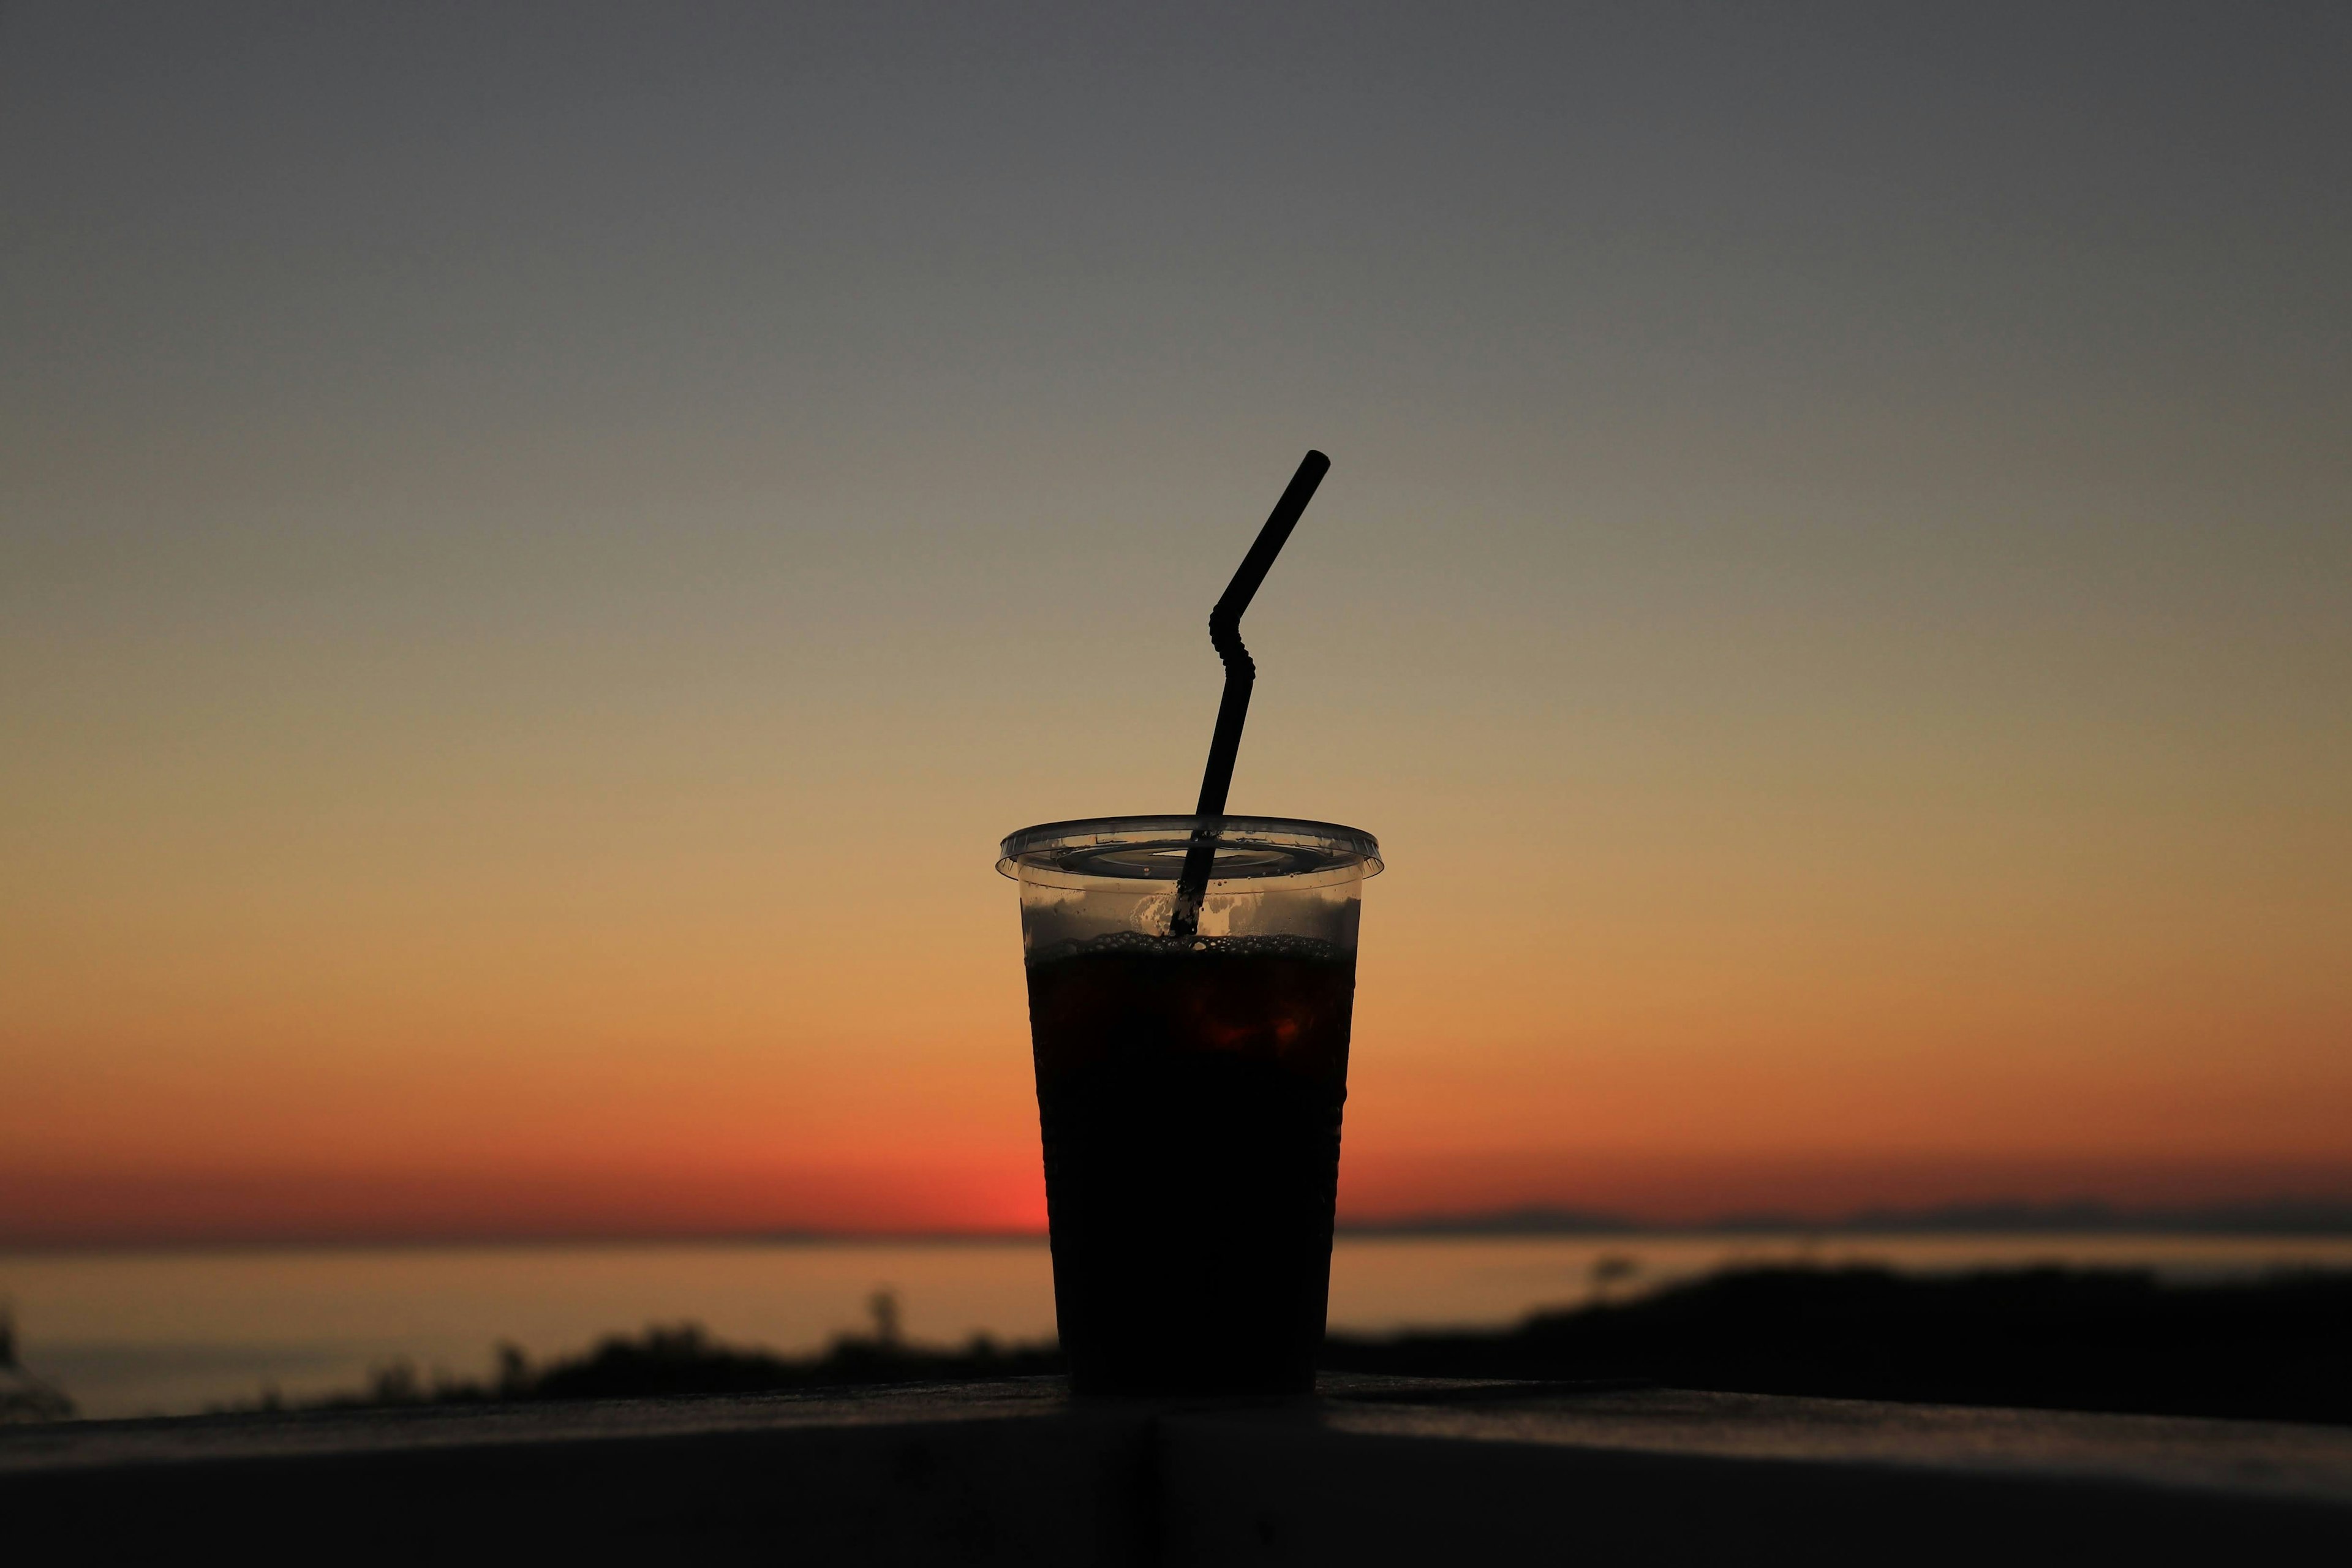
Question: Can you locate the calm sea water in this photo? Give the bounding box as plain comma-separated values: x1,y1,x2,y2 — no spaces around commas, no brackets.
8,1232,2350,1420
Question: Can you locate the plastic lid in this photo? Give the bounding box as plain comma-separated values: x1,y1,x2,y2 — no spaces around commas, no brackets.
997,815,1382,882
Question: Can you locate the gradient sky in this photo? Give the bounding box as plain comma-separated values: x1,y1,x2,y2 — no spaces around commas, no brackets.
4,2,2348,1242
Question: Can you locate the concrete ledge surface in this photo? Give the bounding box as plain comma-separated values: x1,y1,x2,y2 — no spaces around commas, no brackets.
7,1375,2348,1563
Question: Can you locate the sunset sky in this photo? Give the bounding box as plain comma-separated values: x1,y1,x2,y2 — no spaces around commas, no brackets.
4,2,2348,1243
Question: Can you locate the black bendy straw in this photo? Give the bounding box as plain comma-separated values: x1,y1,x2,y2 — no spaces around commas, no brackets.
1168,450,1331,939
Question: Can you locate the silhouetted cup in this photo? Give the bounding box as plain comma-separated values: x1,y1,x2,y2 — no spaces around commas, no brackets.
998,816,1382,1395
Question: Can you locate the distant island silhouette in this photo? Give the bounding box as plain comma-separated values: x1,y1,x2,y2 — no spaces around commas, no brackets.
1340,1197,2352,1236
208,1266,2352,1428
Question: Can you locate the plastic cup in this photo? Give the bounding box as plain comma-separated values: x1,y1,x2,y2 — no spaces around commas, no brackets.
997,815,1383,1395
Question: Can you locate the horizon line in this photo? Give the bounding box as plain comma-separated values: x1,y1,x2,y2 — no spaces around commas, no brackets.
10,1196,2352,1255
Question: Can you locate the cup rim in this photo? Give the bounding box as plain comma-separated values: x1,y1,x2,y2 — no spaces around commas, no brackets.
996,815,1382,883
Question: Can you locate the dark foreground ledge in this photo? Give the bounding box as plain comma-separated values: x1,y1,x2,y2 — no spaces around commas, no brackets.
8,1376,2351,1564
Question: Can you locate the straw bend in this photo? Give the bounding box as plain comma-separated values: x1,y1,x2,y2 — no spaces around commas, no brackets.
1205,598,1257,692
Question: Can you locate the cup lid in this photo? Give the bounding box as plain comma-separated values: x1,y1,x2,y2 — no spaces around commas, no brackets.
997,815,1382,882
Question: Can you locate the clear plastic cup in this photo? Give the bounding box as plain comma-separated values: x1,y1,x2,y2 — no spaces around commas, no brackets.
997,815,1383,1395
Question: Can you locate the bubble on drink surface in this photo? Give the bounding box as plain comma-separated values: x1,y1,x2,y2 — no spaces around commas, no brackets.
1027,929,1351,969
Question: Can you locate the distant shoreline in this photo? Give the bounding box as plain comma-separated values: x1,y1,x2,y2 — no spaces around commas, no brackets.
1338,1198,2352,1238
7,1200,2352,1255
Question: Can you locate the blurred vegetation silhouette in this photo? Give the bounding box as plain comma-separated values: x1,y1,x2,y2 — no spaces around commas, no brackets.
1324,1265,2352,1425
209,1267,2352,1425
267,1288,1065,1411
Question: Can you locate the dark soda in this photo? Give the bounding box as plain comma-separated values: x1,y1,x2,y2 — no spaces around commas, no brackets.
1025,930,1356,1395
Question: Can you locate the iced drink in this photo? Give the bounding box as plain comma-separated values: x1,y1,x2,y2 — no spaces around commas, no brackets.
999,816,1379,1395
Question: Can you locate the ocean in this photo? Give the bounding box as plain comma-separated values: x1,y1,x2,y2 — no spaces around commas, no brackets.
9,1232,2351,1420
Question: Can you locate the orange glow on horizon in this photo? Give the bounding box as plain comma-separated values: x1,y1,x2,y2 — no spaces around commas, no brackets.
7,808,2350,1245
